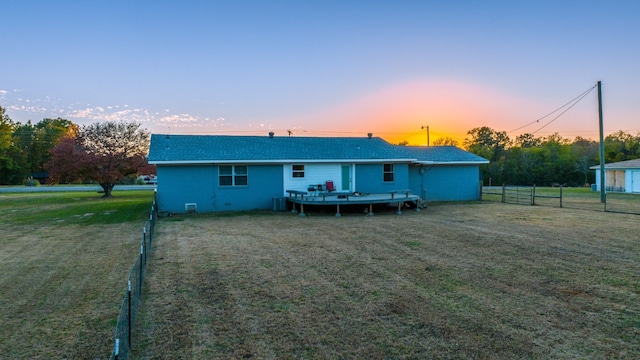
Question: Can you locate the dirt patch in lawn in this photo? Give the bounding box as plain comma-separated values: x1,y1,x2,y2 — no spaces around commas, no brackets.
131,203,639,359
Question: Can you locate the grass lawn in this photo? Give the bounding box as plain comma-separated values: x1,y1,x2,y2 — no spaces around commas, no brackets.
131,202,639,359
0,190,154,359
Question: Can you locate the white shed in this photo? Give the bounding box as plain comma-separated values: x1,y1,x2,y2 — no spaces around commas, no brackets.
591,159,640,193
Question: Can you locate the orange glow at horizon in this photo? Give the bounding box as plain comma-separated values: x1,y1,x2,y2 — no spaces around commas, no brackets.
270,79,599,146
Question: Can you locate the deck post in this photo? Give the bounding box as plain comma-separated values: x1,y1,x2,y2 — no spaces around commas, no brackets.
299,203,306,217
291,202,297,214
368,203,374,216
396,202,403,215
335,204,341,217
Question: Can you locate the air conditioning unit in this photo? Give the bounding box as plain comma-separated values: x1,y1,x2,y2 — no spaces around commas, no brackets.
185,203,197,213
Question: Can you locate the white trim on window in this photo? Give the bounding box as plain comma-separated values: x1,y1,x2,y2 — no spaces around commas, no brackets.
383,163,394,182
292,164,305,178
219,165,248,187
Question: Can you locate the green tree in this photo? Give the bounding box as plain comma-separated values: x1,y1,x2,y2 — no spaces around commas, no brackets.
32,118,78,173
8,121,35,182
464,127,511,184
0,106,18,184
536,133,579,186
571,136,598,185
604,130,640,162
514,133,541,148
465,127,639,187
503,145,543,186
0,106,13,151
8,117,78,184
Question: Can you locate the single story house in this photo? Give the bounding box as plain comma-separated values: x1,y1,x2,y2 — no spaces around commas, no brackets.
591,158,640,193
147,133,489,213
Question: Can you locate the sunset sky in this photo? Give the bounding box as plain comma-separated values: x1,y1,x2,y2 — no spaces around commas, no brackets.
2,1,639,146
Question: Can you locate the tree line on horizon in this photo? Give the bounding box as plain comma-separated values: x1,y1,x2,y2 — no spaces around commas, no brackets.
460,126,640,187
0,106,152,196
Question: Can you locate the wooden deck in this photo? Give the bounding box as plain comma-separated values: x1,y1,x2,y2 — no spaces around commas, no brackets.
285,190,421,217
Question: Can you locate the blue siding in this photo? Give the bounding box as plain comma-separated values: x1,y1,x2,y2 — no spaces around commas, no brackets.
156,164,283,213
355,163,410,193
409,165,481,201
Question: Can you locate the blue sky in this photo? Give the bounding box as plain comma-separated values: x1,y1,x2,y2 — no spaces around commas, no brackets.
2,1,639,145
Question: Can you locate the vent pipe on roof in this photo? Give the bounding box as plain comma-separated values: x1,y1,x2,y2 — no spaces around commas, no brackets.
269,132,274,138
367,133,373,139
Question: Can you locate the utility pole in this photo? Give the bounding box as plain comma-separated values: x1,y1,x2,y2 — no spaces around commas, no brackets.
598,81,606,205
421,125,430,146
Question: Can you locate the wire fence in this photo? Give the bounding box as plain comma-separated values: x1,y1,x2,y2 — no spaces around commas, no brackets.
481,185,640,215
108,192,158,360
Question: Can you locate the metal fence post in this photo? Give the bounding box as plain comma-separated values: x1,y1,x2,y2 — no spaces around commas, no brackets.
531,185,536,206
127,280,132,348
139,246,144,292
501,184,506,203
560,185,563,208
143,228,147,267
149,213,154,246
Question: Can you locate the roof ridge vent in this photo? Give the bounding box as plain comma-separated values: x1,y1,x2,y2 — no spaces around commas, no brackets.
367,133,373,139
269,132,274,138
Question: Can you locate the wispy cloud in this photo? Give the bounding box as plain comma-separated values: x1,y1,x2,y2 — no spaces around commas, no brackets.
1,89,225,132
159,113,199,124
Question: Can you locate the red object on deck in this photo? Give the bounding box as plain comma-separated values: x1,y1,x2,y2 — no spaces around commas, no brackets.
325,180,335,192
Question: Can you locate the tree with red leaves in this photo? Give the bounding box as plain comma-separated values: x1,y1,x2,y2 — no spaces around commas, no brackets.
47,121,150,197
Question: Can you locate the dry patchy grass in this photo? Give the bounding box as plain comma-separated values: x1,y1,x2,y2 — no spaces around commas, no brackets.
0,223,142,359
132,203,639,359
0,191,153,359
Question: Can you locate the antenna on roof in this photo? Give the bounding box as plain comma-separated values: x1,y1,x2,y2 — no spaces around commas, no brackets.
287,130,294,137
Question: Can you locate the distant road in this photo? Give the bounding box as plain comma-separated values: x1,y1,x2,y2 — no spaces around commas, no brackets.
0,185,157,193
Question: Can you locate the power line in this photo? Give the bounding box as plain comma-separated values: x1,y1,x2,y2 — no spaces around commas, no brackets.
394,130,428,143
531,85,596,135
507,84,597,134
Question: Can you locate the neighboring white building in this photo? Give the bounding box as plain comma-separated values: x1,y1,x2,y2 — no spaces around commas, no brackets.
591,159,640,193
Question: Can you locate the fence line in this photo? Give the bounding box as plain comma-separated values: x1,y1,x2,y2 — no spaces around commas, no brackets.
482,185,562,207
109,191,158,360
482,185,640,215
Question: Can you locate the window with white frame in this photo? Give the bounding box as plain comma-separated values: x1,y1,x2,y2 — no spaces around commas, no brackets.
219,165,248,186
383,163,394,182
292,164,305,178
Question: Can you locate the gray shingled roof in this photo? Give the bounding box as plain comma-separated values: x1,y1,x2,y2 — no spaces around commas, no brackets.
589,158,640,170
400,146,489,164
148,134,489,164
148,134,409,163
